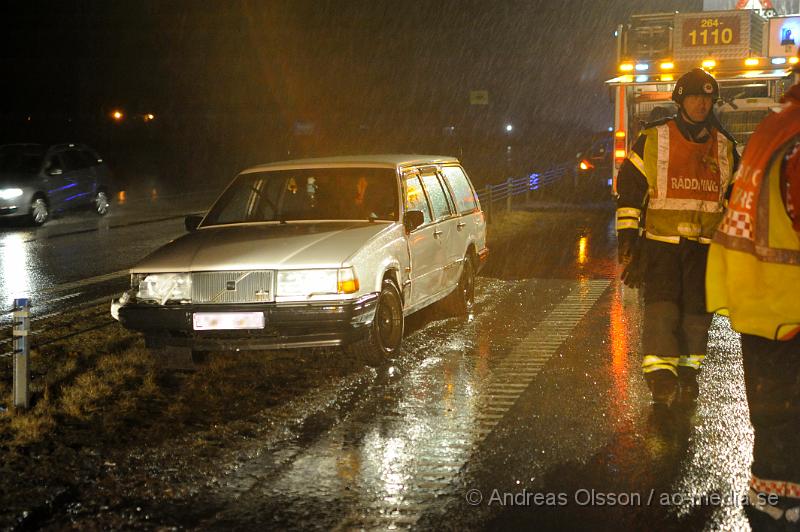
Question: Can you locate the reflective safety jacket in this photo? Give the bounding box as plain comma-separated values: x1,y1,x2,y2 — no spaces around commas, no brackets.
706,84,800,340
618,119,735,244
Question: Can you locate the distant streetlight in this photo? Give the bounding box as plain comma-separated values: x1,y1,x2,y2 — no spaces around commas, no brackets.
505,124,513,132
143,113,155,122
111,110,124,122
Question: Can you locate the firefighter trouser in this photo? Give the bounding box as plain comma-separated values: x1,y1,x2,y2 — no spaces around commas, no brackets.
743,333,800,498
640,239,712,402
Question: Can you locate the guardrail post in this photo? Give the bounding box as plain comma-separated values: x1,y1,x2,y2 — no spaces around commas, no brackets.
506,177,512,212
486,184,493,223
13,298,30,410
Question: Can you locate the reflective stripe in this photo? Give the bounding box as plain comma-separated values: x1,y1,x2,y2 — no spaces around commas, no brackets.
716,130,732,194
678,354,705,369
644,232,712,245
642,355,679,375
628,152,646,176
645,232,680,244
616,219,639,230
656,124,670,201
751,474,800,499
642,364,679,376
616,207,641,219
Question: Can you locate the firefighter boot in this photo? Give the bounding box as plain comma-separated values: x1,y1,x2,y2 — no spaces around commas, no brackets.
645,369,678,407
676,366,700,408
744,490,800,532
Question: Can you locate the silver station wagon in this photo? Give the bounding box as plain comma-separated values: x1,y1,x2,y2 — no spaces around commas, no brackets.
111,155,488,364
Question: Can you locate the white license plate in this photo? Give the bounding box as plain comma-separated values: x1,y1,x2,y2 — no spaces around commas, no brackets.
193,312,265,331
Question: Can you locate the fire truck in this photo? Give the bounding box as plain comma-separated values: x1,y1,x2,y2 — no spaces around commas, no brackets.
606,7,799,193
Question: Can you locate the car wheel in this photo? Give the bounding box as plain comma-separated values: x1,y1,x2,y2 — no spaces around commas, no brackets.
29,196,49,226
443,256,475,317
94,190,110,216
345,279,404,366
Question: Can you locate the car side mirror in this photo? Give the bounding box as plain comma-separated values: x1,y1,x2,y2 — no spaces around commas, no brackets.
404,210,424,232
47,168,63,176
185,214,203,232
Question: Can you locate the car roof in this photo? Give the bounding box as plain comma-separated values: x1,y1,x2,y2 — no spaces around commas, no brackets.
241,154,460,174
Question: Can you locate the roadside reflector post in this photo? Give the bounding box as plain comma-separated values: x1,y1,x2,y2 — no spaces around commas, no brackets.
12,298,30,410
506,177,513,212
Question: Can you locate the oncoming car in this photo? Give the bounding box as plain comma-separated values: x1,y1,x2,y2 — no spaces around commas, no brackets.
0,143,112,225
111,155,488,365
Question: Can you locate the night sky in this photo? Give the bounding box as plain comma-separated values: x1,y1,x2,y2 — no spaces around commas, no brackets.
1,1,703,182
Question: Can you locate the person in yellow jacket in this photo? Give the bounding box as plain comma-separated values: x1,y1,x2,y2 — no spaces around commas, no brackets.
706,49,800,530
616,68,738,416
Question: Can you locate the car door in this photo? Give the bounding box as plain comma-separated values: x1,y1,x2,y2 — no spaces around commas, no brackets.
59,148,95,207
403,173,441,309
418,170,455,300
41,150,78,211
441,164,486,268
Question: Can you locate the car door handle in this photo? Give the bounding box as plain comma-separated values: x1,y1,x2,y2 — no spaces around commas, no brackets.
456,222,466,230
433,229,443,238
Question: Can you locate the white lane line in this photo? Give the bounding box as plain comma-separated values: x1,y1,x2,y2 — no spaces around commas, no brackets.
474,279,611,444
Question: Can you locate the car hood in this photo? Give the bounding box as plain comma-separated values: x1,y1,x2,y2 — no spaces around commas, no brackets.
134,221,395,272
0,172,34,187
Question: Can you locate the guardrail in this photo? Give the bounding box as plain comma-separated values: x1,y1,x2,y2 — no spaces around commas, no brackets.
476,162,572,220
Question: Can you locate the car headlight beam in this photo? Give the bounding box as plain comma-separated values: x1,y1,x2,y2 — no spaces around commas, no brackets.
0,188,23,200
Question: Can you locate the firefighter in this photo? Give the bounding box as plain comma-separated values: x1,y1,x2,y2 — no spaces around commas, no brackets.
616,68,738,416
706,49,800,530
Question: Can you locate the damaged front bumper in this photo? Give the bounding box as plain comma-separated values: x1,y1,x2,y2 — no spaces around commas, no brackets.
110,291,379,351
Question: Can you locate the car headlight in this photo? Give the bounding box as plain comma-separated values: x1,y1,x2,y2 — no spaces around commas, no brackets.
0,188,23,200
133,273,192,304
276,267,359,297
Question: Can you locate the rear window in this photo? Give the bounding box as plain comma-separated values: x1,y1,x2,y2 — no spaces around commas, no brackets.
0,145,45,174
203,167,398,226
441,166,478,215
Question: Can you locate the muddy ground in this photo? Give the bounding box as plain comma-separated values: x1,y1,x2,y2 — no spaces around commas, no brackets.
0,205,610,530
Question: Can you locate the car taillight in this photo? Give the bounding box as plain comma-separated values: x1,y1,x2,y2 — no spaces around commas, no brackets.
579,160,594,171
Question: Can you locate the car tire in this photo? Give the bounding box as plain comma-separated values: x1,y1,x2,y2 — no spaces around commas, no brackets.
94,190,110,216
443,255,475,317
345,279,404,366
29,196,49,226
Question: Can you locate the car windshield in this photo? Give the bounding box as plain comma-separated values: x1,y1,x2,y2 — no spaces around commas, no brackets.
203,167,399,226
0,145,45,174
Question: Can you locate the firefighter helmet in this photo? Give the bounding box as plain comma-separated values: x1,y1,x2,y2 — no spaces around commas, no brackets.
671,68,720,104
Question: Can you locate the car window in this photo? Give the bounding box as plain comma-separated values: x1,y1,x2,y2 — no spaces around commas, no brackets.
420,172,451,221
404,175,432,224
78,149,100,167
58,150,89,172
203,167,398,226
441,166,478,215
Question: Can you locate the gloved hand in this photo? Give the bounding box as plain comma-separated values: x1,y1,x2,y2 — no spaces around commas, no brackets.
617,228,638,265
620,237,645,289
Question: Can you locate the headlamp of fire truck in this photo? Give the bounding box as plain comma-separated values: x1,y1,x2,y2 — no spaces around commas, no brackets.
659,61,674,71
744,57,759,67
619,62,634,72
702,59,717,69
134,273,192,304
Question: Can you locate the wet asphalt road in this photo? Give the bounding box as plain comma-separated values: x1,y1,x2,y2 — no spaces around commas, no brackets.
2,200,752,530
